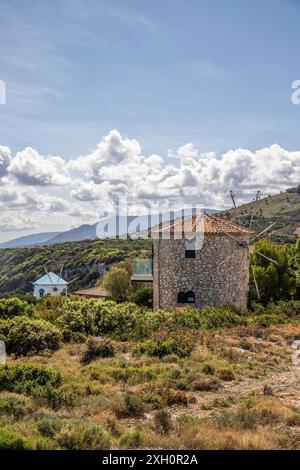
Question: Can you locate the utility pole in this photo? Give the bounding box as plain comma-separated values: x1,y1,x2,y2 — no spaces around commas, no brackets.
229,190,236,209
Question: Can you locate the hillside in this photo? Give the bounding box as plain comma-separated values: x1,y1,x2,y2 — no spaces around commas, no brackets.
0,238,150,296
220,186,300,243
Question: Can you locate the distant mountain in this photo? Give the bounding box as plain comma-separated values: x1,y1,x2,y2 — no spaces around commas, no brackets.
0,231,59,249
0,209,218,249
47,223,98,244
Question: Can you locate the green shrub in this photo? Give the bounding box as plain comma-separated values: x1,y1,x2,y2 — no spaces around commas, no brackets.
0,364,73,409
254,314,284,327
192,377,220,391
119,429,145,448
57,299,146,341
0,364,61,392
0,428,32,450
32,384,76,410
0,394,33,420
173,306,247,329
131,285,153,308
135,331,195,359
114,392,145,418
265,300,300,318
154,409,173,434
0,297,33,319
202,363,215,375
217,368,235,381
80,337,114,364
4,317,62,356
57,421,110,450
164,389,188,406
36,417,63,438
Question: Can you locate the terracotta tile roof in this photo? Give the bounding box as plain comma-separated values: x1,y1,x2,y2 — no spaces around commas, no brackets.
151,213,254,237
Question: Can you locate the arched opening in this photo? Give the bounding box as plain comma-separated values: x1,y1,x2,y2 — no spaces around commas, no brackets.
177,292,186,303
61,288,67,296
39,288,45,298
186,291,195,303
177,291,195,304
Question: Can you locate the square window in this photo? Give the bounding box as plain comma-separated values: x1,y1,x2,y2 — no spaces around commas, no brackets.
185,242,196,258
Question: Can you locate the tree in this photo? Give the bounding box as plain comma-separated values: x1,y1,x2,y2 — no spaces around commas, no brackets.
250,239,295,304
131,285,153,308
102,267,131,302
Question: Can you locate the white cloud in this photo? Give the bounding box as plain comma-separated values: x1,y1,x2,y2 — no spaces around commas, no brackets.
8,147,69,186
1,130,300,236
0,213,36,232
0,145,12,177
68,132,300,210
0,186,69,213
71,181,102,201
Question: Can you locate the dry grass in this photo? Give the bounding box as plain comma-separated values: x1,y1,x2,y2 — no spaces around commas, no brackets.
2,322,300,449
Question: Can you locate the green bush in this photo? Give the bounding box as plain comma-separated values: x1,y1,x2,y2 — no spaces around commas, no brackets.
0,428,32,450
173,306,247,329
135,331,195,358
119,429,145,448
0,364,73,409
0,364,61,392
154,409,173,434
202,363,215,375
81,337,115,364
192,377,220,391
131,285,153,308
57,299,146,341
32,383,76,410
4,317,62,356
36,417,63,438
0,297,33,319
57,421,110,450
265,300,300,318
0,394,33,420
114,392,145,418
217,368,235,381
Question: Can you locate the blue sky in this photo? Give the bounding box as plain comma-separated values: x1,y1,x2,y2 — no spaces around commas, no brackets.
0,0,300,241
1,0,300,156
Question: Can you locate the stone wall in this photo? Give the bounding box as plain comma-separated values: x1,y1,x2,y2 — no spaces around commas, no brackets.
153,235,250,311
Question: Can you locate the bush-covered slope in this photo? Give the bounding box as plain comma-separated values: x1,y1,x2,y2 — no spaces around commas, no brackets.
220,185,300,243
0,238,150,296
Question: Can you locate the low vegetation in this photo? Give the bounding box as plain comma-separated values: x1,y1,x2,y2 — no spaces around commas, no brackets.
0,294,300,449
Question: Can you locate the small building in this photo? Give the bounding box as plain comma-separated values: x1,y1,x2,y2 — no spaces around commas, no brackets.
131,213,254,311
72,286,111,299
152,213,253,311
33,272,68,298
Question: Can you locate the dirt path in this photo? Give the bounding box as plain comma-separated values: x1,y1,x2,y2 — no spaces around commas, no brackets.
172,364,300,419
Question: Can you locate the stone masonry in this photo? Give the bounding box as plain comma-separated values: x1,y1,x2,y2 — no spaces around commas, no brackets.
153,233,250,311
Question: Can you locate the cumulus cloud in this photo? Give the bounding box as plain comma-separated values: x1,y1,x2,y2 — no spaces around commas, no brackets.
0,186,69,213
8,147,69,186
0,146,12,178
1,130,300,235
71,181,103,201
67,132,300,211
0,213,36,232
68,129,141,181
